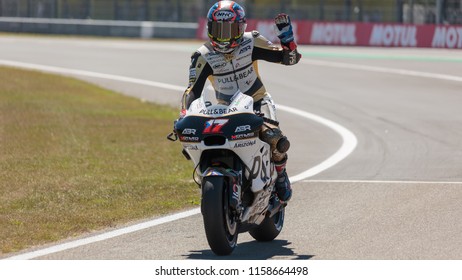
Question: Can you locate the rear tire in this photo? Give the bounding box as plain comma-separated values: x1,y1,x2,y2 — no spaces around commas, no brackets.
249,206,285,242
201,176,238,255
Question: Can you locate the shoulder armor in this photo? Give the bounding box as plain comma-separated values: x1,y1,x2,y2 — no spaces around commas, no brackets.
198,43,213,55
251,30,260,38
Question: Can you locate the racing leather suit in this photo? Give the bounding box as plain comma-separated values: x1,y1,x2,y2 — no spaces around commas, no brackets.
181,30,300,164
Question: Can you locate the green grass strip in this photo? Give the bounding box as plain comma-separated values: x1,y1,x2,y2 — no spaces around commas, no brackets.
0,66,198,255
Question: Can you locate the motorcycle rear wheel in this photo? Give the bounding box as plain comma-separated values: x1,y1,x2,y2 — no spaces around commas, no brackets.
201,176,238,255
249,205,285,242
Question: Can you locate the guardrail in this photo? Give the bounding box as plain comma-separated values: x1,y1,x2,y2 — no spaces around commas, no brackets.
0,17,198,39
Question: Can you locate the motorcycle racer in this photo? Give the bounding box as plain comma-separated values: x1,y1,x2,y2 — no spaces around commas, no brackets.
180,0,301,202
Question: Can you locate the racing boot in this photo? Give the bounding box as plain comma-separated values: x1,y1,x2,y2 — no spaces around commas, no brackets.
274,156,292,202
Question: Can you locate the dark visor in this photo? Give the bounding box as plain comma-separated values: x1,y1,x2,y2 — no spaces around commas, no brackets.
208,21,244,41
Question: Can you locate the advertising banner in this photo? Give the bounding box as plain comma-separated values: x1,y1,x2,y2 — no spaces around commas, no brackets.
197,18,462,49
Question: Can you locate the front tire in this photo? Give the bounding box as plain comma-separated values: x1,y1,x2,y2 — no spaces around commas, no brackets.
201,176,238,255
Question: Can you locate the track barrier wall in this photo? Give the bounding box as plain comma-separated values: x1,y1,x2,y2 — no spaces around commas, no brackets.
197,18,462,49
0,17,198,38
0,17,461,49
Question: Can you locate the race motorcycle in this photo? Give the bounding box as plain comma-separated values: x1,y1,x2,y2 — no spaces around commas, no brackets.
168,88,286,255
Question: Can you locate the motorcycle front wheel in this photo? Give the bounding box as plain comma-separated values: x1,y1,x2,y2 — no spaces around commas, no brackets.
201,176,238,255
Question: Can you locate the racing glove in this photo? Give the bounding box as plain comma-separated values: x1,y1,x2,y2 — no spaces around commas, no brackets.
275,13,301,65
275,13,295,50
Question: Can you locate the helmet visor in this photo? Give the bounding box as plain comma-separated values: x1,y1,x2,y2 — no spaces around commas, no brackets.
208,21,245,42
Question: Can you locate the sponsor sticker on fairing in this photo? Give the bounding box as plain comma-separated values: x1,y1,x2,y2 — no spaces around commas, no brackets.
182,128,196,135
235,125,251,133
231,132,256,140
199,107,237,115
180,136,200,142
233,140,256,148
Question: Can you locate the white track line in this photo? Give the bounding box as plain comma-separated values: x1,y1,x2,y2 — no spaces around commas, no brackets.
0,60,184,91
5,209,201,260
1,59,356,259
278,105,357,182
304,179,462,184
301,58,462,83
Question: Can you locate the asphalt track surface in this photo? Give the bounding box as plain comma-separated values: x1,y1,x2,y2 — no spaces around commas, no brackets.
1,36,462,260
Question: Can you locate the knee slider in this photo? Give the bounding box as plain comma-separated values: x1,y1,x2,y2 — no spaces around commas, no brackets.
276,136,290,153
260,128,290,153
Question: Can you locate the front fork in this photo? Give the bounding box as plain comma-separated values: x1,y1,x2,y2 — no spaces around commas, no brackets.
201,167,243,214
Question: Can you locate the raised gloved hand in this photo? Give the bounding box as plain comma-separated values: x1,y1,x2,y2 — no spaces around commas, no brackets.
275,13,301,65
275,13,295,50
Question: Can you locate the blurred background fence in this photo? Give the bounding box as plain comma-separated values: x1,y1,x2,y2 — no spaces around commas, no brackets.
0,0,461,24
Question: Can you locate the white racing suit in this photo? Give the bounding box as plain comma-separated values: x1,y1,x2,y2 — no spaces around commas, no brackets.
181,31,301,201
